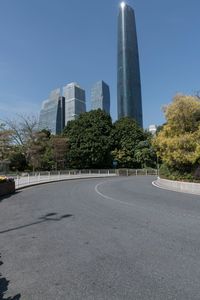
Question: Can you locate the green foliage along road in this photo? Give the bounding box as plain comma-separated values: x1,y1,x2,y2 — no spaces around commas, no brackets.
63,110,113,169
153,94,200,179
63,110,156,169
111,117,156,168
1,110,156,171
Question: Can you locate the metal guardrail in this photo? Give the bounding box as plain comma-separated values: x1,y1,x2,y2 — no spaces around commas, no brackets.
117,169,158,176
1,169,158,189
13,170,116,189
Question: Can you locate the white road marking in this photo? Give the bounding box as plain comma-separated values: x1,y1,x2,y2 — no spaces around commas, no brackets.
152,180,176,192
95,181,137,208
95,180,200,222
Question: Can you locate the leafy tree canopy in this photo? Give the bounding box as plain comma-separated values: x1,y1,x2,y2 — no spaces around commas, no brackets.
111,117,148,168
163,94,200,135
153,94,200,171
63,109,113,169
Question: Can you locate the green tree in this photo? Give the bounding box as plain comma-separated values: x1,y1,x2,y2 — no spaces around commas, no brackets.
9,149,27,172
135,137,157,168
111,117,146,168
63,109,113,169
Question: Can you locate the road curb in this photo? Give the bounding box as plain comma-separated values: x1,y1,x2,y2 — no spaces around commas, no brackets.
152,177,200,196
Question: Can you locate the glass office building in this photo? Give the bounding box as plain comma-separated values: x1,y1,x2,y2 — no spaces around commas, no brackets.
63,82,86,125
117,2,143,127
91,80,110,115
38,88,65,134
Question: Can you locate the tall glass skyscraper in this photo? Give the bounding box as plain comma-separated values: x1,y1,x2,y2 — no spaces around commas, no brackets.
91,80,110,115
117,2,143,127
38,88,65,134
63,82,86,125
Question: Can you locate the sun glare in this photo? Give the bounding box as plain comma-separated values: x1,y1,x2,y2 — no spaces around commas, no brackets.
120,2,126,9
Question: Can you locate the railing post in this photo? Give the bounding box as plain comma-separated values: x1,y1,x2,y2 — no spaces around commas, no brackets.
136,169,138,176
38,173,40,182
17,175,19,188
28,174,30,184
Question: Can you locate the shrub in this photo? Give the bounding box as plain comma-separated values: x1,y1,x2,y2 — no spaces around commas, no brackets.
159,163,200,182
0,176,14,184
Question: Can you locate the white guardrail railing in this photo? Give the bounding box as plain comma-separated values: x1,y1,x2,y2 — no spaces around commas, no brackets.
13,170,116,189
2,169,158,189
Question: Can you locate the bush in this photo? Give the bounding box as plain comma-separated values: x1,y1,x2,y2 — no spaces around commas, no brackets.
0,176,15,196
0,176,14,184
193,166,200,180
159,164,171,178
159,164,196,182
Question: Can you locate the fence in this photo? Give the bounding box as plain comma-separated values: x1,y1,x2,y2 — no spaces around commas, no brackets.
12,169,116,189
2,169,158,189
117,168,158,176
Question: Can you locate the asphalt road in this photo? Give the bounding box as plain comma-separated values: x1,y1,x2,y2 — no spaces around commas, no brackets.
1,176,200,299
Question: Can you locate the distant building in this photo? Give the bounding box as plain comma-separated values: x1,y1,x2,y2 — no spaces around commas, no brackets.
91,80,110,115
38,88,65,135
148,124,157,135
117,2,143,127
63,82,86,125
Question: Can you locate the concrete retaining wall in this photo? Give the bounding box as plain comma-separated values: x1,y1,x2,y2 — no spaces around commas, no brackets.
155,177,200,195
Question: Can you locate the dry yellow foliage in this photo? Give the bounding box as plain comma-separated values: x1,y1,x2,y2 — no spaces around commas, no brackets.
153,95,200,167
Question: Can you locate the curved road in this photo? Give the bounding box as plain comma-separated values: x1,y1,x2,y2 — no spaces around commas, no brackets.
1,176,200,299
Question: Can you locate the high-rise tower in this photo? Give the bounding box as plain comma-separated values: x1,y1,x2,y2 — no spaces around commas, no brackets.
91,80,110,115
63,82,86,125
117,2,143,127
38,88,65,134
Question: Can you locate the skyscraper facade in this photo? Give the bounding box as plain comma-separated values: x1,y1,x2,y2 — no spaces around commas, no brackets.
38,88,65,134
117,2,143,127
63,82,86,125
91,80,110,115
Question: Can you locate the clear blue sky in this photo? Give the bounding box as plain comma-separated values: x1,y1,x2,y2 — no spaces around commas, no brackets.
0,0,200,128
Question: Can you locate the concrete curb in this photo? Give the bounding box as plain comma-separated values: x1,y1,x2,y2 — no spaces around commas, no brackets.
16,174,117,191
153,177,200,196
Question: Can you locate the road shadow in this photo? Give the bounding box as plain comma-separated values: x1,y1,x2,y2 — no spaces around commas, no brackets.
0,191,21,203
0,213,73,235
0,254,21,300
